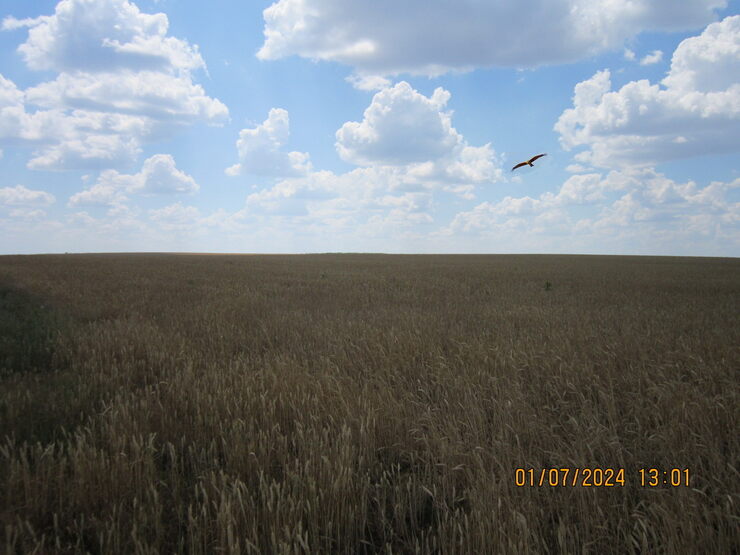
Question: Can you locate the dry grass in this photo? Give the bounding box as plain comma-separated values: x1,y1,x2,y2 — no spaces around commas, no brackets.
0,253,737,554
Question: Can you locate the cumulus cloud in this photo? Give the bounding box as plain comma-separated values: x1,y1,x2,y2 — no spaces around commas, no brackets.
446,171,621,234
335,82,503,185
1,16,45,31
443,168,739,247
225,109,311,177
661,16,740,93
581,171,739,234
257,0,726,76
227,81,501,234
1,0,227,170
8,208,48,221
242,166,436,234
336,82,458,165
4,0,203,73
68,182,128,207
0,185,56,206
131,154,199,194
239,156,498,233
555,16,740,169
0,75,27,140
0,75,153,169
345,74,391,91
54,75,506,243
443,198,571,237
30,133,143,171
639,50,664,65
69,154,197,206
25,71,227,124
566,163,590,173
148,202,201,231
237,81,503,234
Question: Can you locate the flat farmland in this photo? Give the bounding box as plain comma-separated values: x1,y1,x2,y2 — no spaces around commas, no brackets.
0,253,737,553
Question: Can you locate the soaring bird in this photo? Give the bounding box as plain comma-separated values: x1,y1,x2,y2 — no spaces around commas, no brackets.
511,153,547,171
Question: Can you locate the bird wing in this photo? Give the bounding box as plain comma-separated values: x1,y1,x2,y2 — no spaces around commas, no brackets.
511,162,528,171
528,153,547,164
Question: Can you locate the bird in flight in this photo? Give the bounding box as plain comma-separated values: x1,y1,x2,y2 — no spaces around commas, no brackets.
511,153,547,171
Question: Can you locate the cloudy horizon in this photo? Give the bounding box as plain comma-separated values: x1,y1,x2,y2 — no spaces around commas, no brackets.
1,0,738,256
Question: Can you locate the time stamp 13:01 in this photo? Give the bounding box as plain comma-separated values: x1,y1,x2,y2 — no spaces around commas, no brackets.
514,468,691,487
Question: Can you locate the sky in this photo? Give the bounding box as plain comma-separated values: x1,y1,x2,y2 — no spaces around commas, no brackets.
0,0,738,256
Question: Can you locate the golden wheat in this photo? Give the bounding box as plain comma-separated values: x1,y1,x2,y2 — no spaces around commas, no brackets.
0,253,738,553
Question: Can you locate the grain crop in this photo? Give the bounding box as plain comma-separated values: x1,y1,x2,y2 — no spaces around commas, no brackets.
1,253,737,553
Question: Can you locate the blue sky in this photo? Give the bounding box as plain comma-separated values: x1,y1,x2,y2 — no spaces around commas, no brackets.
1,0,738,255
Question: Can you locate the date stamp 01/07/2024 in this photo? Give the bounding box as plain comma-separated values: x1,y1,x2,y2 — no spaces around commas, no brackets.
515,468,691,488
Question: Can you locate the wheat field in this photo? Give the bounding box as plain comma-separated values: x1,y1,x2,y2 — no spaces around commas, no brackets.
0,253,738,553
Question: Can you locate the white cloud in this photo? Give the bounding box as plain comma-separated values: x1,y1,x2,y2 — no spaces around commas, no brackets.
345,74,391,91
5,0,203,73
8,208,47,221
239,165,439,235
624,48,636,61
257,0,726,76
63,203,150,240
132,154,199,194
442,168,739,248
0,185,56,206
67,211,97,226
235,81,503,235
662,16,740,93
566,163,590,173
244,170,340,210
581,171,740,234
555,16,740,169
25,71,227,125
69,153,197,206
336,82,458,166
68,182,128,207
149,202,201,231
0,76,154,170
556,173,611,204
1,0,227,170
639,50,663,65
335,82,502,186
445,171,620,233
419,144,502,186
0,75,26,140
29,133,143,171
1,16,45,31
226,82,501,234
225,108,311,177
